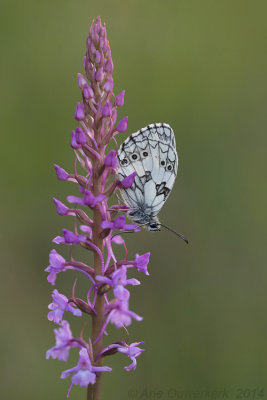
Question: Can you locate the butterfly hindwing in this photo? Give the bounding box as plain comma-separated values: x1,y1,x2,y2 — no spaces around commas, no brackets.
117,123,178,224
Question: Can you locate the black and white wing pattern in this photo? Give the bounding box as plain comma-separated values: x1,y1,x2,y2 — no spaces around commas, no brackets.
116,123,178,228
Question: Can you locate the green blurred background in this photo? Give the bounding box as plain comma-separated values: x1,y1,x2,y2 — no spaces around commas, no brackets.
1,0,267,399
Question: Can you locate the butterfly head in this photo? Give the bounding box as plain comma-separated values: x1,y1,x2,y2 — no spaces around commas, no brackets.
128,208,160,231
147,221,161,231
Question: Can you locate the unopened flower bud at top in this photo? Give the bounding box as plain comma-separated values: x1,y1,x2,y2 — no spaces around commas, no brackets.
89,24,98,44
83,84,94,99
75,127,87,145
104,58,113,73
116,116,128,133
102,101,112,117
95,50,101,64
99,36,106,50
100,24,106,35
115,90,125,107
95,66,104,82
103,77,114,92
74,102,85,121
90,41,96,55
105,46,111,59
54,164,69,181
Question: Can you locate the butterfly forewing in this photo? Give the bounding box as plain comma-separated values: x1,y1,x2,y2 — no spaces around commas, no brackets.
117,123,178,225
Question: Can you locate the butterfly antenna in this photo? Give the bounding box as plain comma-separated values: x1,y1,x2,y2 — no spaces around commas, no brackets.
158,223,189,244
111,230,137,240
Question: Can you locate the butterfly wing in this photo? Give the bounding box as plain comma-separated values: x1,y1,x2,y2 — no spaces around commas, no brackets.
117,123,178,220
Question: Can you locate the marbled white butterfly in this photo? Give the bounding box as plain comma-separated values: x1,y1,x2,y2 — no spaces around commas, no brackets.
117,123,188,243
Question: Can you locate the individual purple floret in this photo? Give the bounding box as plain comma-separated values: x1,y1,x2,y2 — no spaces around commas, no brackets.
95,341,144,371
134,253,150,275
46,17,149,399
110,286,143,328
101,215,138,231
98,341,144,371
67,191,105,208
46,321,77,362
45,249,67,285
52,229,87,245
117,342,145,371
94,286,143,344
96,265,140,288
61,348,111,396
47,289,82,324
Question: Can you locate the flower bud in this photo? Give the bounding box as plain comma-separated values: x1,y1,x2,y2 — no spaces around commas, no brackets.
102,101,112,117
83,84,94,99
115,90,125,107
72,298,96,315
104,59,113,73
54,164,69,181
99,36,106,49
77,73,87,88
75,127,87,145
103,77,114,92
90,41,96,54
95,67,104,82
95,50,101,64
119,171,136,188
71,130,80,149
116,116,128,133
53,198,69,215
74,102,85,121
104,150,118,168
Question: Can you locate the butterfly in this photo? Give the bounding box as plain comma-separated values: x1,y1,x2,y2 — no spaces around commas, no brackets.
116,123,188,243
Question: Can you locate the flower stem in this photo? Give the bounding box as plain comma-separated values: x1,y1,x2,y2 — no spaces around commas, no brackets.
87,157,105,400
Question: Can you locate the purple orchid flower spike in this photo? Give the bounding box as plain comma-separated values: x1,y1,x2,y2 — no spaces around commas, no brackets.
46,17,151,399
